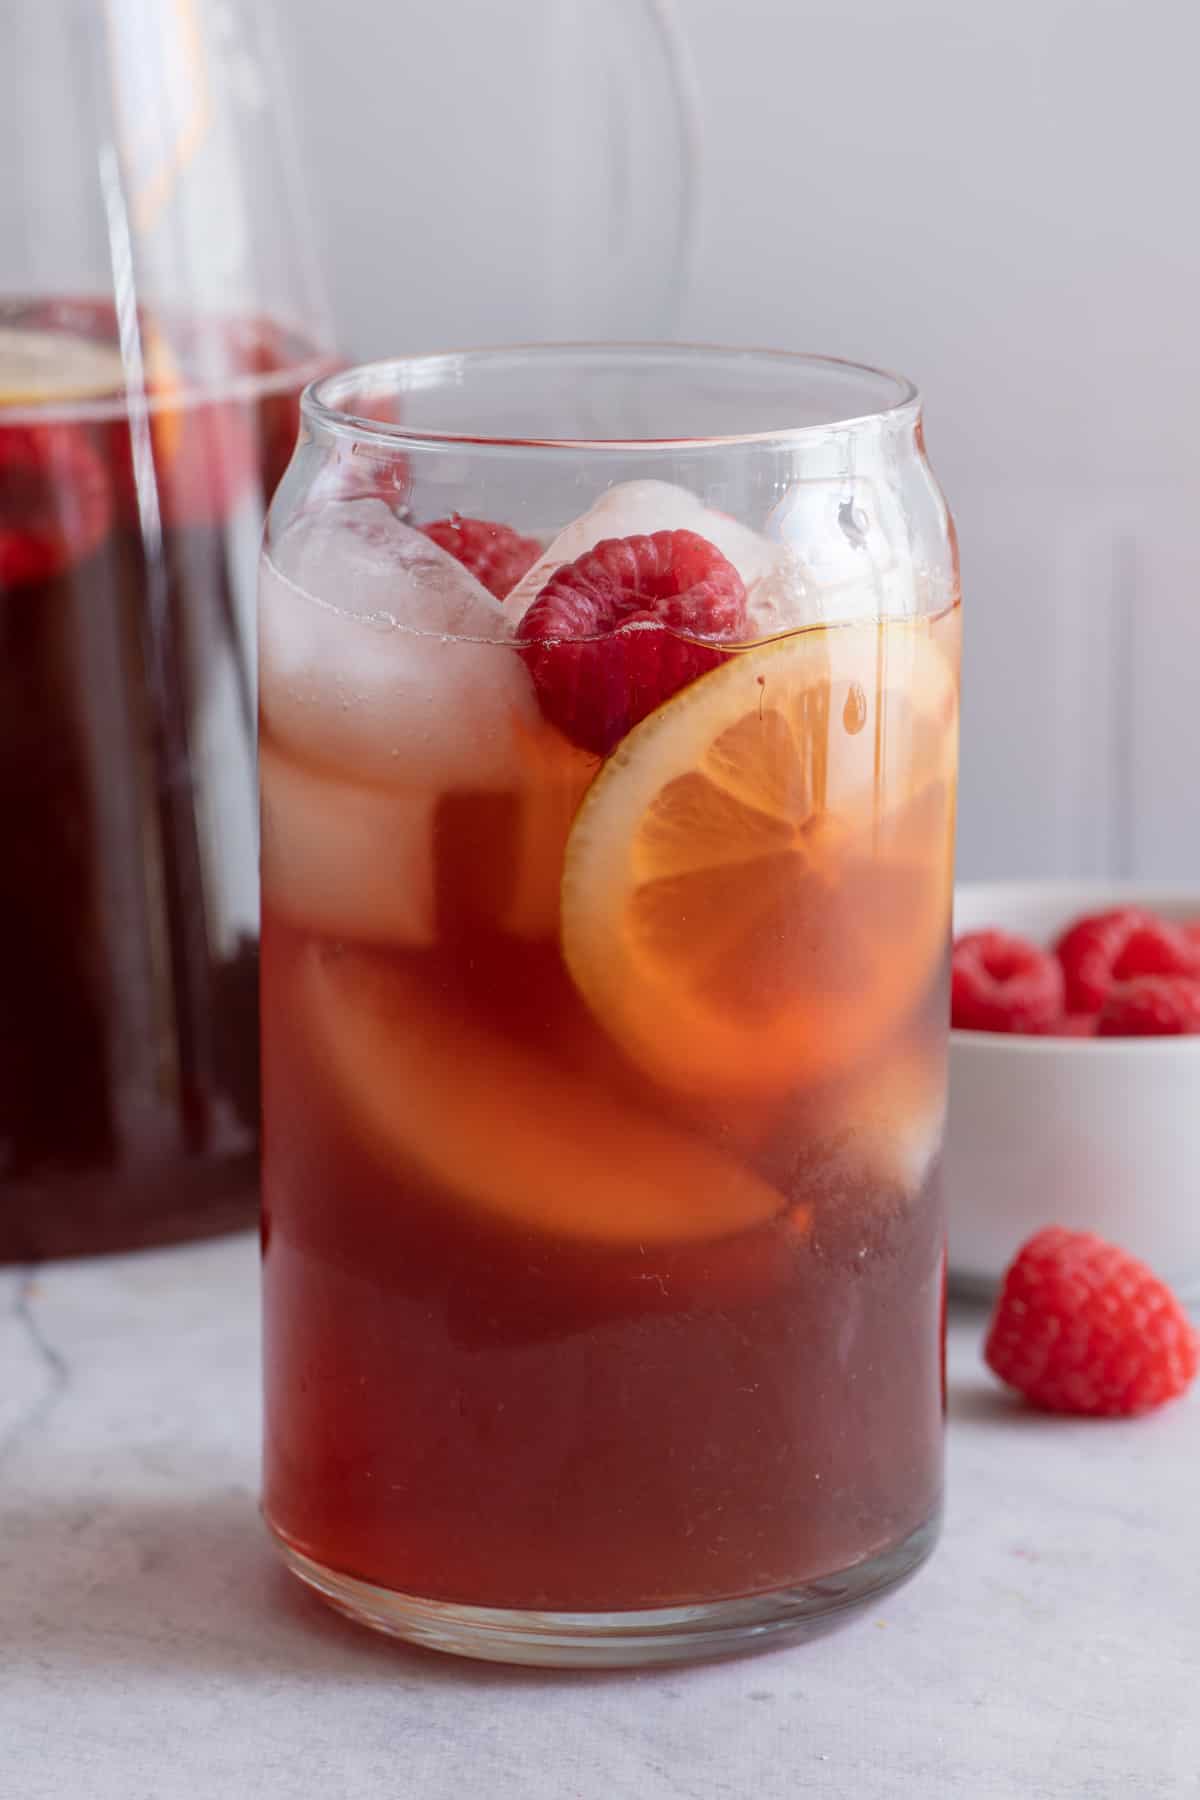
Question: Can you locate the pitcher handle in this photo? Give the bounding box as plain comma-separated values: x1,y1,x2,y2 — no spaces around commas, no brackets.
545,0,700,340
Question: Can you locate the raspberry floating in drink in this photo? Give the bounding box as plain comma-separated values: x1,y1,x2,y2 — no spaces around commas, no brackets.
422,513,542,600
0,423,112,588
517,528,748,754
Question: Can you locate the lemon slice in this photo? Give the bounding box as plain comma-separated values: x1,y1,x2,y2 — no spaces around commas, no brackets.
561,617,958,1097
304,947,785,1244
0,326,126,407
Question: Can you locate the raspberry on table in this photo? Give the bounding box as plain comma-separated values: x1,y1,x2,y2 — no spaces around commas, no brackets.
985,1227,1198,1415
1054,907,1200,1015
422,514,542,600
517,529,748,755
1096,974,1200,1037
951,929,1064,1034
0,423,112,588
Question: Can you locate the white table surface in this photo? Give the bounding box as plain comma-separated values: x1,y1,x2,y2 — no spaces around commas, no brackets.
2,1232,1197,1800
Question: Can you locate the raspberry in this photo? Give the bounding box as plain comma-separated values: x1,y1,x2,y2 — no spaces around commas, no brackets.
0,424,112,589
1096,974,1200,1037
985,1227,1198,1415
1054,907,1200,1014
1043,1012,1099,1038
517,529,747,755
951,930,1064,1033
13,297,280,530
423,514,542,600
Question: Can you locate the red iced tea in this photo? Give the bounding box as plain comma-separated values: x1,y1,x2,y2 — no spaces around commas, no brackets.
261,499,958,1619
0,297,333,1258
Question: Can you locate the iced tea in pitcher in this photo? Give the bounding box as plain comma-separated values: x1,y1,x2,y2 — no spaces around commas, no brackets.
260,347,960,1666
0,298,333,1257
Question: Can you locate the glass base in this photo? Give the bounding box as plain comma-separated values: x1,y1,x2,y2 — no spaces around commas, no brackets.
270,1507,942,1668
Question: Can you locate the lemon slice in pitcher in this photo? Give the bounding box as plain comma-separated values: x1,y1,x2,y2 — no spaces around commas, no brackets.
0,326,126,407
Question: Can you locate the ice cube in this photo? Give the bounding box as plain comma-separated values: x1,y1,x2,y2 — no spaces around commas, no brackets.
260,500,542,790
743,556,822,640
506,480,813,637
260,742,436,945
764,477,917,621
824,1046,947,1200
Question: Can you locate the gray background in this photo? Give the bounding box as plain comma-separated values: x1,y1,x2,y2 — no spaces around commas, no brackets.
280,0,1200,884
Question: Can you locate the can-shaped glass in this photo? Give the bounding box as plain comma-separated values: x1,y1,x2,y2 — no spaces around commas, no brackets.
259,346,960,1667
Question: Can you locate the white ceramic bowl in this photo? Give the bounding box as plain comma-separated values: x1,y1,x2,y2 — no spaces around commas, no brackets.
947,881,1200,1301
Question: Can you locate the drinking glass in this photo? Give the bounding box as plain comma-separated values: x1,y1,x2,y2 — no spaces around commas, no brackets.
260,346,960,1666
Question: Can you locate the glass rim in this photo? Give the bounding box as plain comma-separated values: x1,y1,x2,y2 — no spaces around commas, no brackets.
302,342,921,454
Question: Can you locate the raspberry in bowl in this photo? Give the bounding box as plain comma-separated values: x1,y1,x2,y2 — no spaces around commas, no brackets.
946,882,1200,1302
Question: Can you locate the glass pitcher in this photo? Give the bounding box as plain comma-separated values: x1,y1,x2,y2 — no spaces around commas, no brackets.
0,0,696,1260
0,0,336,1258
